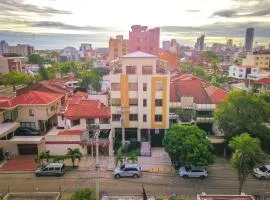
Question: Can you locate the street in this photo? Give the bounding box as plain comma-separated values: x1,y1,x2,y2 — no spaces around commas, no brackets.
0,166,270,200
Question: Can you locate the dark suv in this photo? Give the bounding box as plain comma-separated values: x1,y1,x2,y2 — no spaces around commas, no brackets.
15,127,39,136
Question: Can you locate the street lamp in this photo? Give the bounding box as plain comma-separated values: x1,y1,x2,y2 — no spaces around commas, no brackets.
87,124,100,200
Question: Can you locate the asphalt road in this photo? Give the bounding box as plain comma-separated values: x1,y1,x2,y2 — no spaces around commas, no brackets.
0,168,270,200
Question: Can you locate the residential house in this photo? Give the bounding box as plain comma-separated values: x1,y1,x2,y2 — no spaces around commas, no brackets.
0,56,28,74
229,65,259,79
242,50,270,70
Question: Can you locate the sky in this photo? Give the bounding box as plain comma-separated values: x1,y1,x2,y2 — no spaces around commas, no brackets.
0,0,270,49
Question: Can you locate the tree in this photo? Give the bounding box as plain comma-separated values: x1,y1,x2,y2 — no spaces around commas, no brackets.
66,148,83,167
80,70,102,92
28,54,43,65
163,125,214,167
3,72,31,91
115,151,124,166
193,67,205,78
229,133,265,194
214,90,270,150
127,151,138,163
71,188,93,200
39,66,49,80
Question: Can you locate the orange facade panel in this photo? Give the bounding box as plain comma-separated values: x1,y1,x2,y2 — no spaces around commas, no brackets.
120,74,129,127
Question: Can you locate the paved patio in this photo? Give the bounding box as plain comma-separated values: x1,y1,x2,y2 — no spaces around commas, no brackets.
0,156,37,171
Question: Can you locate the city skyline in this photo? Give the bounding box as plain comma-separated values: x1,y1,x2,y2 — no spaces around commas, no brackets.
0,0,269,49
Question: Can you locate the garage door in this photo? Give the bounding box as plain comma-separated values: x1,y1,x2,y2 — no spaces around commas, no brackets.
18,144,38,155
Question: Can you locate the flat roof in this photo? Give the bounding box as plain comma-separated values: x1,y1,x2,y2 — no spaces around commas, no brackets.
9,136,43,143
4,192,60,200
198,194,255,200
0,122,20,138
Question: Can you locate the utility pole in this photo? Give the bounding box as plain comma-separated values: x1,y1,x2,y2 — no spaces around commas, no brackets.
95,128,100,200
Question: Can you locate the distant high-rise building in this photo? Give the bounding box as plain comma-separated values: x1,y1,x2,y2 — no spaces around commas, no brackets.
79,43,92,51
244,28,254,52
108,35,128,61
195,35,205,51
8,44,34,57
128,25,160,56
0,40,8,54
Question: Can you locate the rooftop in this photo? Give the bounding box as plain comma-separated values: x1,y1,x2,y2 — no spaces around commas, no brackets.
58,130,84,136
0,91,63,108
256,77,270,86
205,86,228,104
197,194,255,200
122,51,158,58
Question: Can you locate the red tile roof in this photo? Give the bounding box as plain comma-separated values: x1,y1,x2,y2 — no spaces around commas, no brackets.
64,99,110,120
0,96,10,101
170,78,212,104
0,91,63,108
58,130,84,136
256,77,270,86
206,86,228,104
74,91,88,98
159,52,179,69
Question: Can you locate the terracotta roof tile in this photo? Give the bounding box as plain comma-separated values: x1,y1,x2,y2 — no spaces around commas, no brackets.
256,77,270,86
206,86,228,104
58,130,84,136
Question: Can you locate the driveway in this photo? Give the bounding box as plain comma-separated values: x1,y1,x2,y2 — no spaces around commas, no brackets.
0,156,37,171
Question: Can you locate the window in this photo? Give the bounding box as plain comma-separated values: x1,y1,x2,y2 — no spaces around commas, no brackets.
143,114,147,122
111,98,121,106
142,66,152,75
29,109,34,116
100,118,110,124
156,81,163,91
155,115,162,122
129,98,138,106
156,67,165,74
20,122,35,129
128,83,138,91
129,114,138,121
143,83,147,91
72,119,80,126
143,99,147,107
126,66,136,74
112,114,121,121
155,99,163,107
86,118,95,125
51,105,55,111
111,83,120,91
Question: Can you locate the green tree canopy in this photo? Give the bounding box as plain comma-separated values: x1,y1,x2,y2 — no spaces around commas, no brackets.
164,125,214,167
28,54,44,65
229,133,265,194
200,51,219,61
66,148,83,167
3,72,31,91
38,66,56,80
214,90,270,150
71,188,93,200
80,70,102,92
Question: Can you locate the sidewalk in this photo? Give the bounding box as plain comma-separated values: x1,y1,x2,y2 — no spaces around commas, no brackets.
77,155,115,171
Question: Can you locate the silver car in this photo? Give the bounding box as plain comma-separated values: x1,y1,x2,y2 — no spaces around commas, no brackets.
35,163,65,177
179,166,207,179
113,164,141,178
253,165,270,180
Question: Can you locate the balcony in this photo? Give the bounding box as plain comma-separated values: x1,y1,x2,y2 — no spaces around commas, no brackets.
196,117,214,123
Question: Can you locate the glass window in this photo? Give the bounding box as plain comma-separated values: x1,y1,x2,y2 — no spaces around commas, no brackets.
111,83,120,91
129,98,138,106
111,98,121,106
155,115,162,122
128,83,138,91
100,118,110,124
143,99,147,107
20,122,36,129
143,115,147,122
155,99,163,107
72,119,80,126
143,83,147,91
29,109,34,116
112,114,121,121
126,66,136,74
51,105,55,111
129,114,138,121
86,118,95,125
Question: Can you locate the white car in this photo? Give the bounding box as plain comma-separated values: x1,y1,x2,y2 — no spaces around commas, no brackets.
113,164,141,178
179,166,208,179
253,165,270,180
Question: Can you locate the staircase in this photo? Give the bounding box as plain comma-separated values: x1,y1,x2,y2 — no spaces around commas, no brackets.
140,142,151,157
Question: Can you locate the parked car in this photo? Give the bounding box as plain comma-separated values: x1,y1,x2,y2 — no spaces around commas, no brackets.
179,166,207,179
15,127,39,136
253,165,270,180
35,163,65,177
113,163,141,178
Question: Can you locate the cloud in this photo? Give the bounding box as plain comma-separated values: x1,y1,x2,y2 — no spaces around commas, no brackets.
0,0,72,15
212,0,270,18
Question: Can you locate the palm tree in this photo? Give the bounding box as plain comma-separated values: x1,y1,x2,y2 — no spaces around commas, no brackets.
127,152,138,164
38,152,49,166
115,151,124,166
229,133,265,194
66,148,83,168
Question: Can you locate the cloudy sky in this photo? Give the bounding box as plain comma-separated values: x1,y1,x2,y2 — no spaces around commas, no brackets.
0,0,269,49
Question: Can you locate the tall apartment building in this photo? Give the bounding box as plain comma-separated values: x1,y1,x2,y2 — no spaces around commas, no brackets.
108,35,128,61
244,28,254,52
128,25,160,56
242,50,270,70
0,40,8,54
110,51,169,146
8,44,34,57
195,35,205,51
